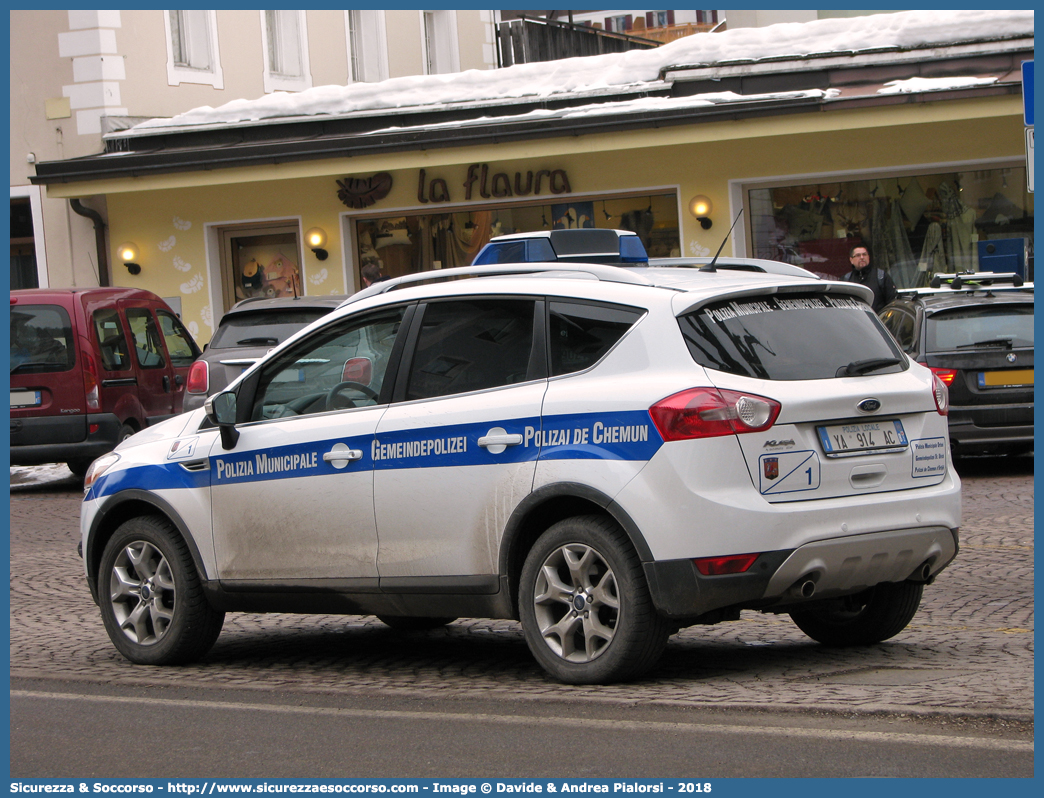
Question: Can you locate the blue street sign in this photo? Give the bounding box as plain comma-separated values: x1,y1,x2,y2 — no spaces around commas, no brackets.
1023,60,1033,127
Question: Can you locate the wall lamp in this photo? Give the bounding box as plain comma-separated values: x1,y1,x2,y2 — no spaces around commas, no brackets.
118,242,141,275
688,195,713,229
305,227,329,260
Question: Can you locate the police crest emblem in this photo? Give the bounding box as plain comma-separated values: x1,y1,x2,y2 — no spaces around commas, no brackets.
763,457,779,480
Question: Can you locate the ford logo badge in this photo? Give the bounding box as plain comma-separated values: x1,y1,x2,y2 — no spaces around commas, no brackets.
857,398,881,413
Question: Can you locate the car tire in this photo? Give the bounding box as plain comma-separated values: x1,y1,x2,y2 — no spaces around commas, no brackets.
377,616,457,631
789,580,923,647
98,515,224,665
67,458,93,478
117,423,136,443
519,515,670,685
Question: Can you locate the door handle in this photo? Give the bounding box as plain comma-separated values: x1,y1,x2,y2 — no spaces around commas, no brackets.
323,444,363,467
162,375,171,392
478,428,523,455
478,433,523,447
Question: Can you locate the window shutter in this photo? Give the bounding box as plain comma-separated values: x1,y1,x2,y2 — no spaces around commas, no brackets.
667,11,675,26
645,12,653,28
604,17,613,32
625,14,633,31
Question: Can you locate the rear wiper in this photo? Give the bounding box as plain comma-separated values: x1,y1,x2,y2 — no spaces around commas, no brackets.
236,337,279,346
835,357,902,377
10,361,55,374
956,338,1013,349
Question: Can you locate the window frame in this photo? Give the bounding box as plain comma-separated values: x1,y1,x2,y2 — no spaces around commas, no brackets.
259,9,312,94
392,296,545,404
545,298,646,379
125,307,167,370
419,10,460,76
244,304,415,425
156,309,202,368
164,9,223,89
344,10,389,83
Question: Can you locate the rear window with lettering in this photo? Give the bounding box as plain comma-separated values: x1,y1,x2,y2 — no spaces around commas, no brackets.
679,292,906,380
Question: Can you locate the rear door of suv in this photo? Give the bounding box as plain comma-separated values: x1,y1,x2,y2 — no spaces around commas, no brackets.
677,287,949,503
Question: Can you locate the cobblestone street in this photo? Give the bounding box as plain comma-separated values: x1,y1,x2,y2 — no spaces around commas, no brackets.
9,457,1033,721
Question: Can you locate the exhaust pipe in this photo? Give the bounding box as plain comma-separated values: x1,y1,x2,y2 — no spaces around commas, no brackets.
908,560,934,583
788,578,817,599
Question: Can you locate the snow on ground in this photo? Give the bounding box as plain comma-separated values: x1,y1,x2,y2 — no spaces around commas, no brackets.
127,10,1033,134
10,463,77,487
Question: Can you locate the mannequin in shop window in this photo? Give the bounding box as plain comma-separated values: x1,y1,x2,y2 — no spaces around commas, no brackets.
843,245,897,312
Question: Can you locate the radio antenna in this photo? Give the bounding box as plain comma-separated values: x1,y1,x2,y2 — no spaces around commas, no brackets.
700,208,744,272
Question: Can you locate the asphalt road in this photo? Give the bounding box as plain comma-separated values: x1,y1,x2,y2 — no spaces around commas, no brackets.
7,455,1034,778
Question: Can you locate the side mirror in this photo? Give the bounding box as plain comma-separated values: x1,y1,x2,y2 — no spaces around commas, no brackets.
205,391,240,450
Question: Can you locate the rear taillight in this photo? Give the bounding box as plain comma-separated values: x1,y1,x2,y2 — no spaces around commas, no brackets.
932,372,950,416
694,553,760,576
82,350,100,412
649,387,781,441
186,361,209,394
930,367,958,386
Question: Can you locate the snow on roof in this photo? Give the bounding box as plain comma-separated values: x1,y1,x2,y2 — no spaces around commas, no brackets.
129,9,1033,134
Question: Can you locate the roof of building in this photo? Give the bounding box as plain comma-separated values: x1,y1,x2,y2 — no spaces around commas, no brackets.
30,9,1034,186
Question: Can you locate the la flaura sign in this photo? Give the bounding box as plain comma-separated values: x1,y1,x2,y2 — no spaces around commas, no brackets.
336,165,573,209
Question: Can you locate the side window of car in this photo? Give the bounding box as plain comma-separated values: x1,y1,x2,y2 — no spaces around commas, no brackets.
156,310,200,368
92,308,130,371
250,306,406,421
549,300,643,376
405,299,536,401
125,308,166,369
880,309,915,351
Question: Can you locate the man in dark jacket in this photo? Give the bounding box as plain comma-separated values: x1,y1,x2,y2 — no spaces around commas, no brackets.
843,245,898,312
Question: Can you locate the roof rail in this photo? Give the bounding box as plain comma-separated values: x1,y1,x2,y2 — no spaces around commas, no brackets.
341,262,654,307
896,276,1033,299
928,271,1025,289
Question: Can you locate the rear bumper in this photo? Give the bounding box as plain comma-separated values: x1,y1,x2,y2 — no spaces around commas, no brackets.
9,412,123,466
645,526,959,621
182,392,208,413
948,402,1033,453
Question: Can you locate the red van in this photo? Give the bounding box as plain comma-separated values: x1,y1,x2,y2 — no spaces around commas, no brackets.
10,287,201,476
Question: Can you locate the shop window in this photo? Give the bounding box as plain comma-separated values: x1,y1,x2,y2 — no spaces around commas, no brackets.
165,10,223,88
346,10,388,83
262,10,311,93
353,193,680,288
219,225,302,314
747,166,1033,288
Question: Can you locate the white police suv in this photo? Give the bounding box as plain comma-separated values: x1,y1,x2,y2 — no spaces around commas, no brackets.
81,261,961,684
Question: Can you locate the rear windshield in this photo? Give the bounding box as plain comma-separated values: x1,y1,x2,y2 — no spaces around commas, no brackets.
679,293,905,380
10,304,75,374
209,309,331,349
926,305,1034,352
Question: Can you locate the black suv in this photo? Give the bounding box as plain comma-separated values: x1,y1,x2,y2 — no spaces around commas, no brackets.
879,273,1033,456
